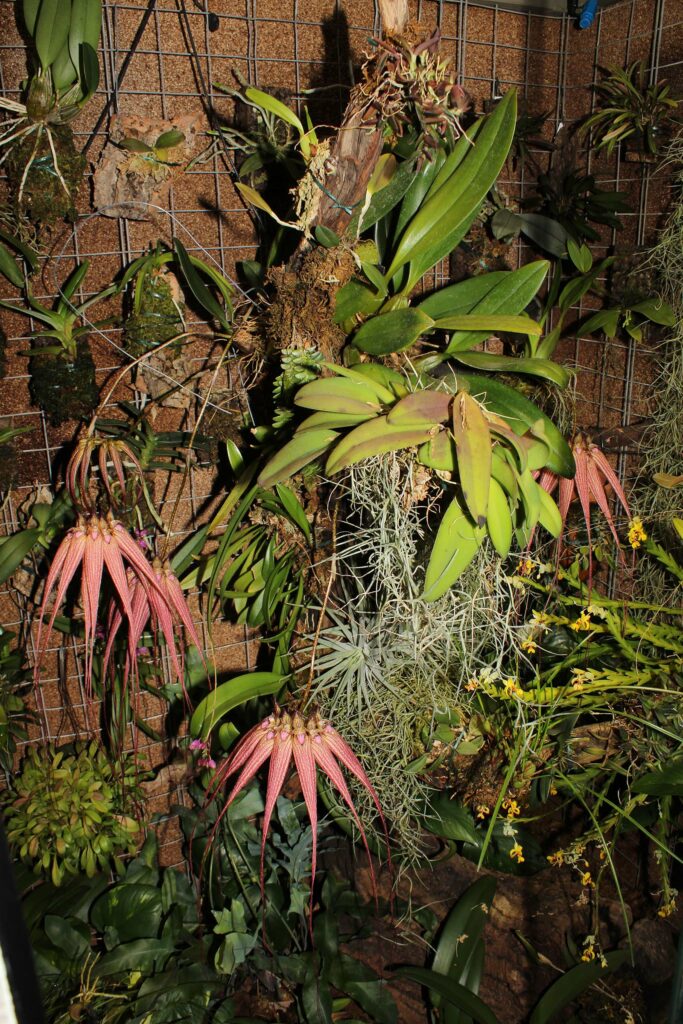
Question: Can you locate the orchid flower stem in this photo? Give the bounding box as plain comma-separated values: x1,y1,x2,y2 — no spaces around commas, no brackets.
159,338,232,565
301,504,338,711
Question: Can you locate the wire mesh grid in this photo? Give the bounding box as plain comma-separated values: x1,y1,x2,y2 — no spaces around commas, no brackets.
0,0,680,862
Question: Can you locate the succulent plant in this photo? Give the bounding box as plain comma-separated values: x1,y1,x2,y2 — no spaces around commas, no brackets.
2,741,144,884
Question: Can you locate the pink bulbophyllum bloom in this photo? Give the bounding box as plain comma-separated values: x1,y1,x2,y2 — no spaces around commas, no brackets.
207,705,391,924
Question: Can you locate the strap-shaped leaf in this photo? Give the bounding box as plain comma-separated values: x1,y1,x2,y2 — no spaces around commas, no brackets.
454,351,570,388
452,392,491,526
395,967,499,1024
423,497,484,601
439,261,548,354
23,0,41,35
529,951,627,1024
174,239,231,333
35,0,71,71
51,40,78,92
386,92,517,289
418,272,505,321
68,0,100,73
258,427,339,489
325,416,434,476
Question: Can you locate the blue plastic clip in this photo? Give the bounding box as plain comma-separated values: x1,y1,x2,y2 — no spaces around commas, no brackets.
579,0,599,29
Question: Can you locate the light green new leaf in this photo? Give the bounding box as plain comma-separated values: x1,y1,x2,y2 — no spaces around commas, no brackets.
434,313,542,336
423,497,484,601
451,391,491,527
190,671,284,739
258,428,339,489
294,377,384,415
352,307,435,355
245,86,305,137
325,417,434,475
68,0,101,73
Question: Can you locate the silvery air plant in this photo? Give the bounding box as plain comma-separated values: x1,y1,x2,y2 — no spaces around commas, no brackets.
206,704,391,921
33,434,203,696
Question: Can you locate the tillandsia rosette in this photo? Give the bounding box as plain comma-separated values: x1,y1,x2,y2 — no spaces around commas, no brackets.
3,740,144,884
0,0,101,225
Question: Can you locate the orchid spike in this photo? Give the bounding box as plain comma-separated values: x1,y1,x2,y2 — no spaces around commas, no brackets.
34,514,204,695
209,706,391,924
537,434,632,586
66,436,143,515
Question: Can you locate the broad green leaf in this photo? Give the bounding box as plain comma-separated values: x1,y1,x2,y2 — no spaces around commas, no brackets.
631,758,683,796
0,529,41,584
567,237,592,272
458,373,574,477
44,915,90,960
418,273,505,321
35,0,71,71
490,207,521,241
0,227,38,272
630,297,675,326
434,313,542,336
515,213,568,258
581,308,620,339
352,307,434,355
334,278,383,324
441,261,549,354
453,351,570,388
90,884,163,941
452,391,491,527
79,42,99,100
68,0,100,72
529,951,628,1024
23,0,41,35
432,876,497,1015
245,86,305,137
393,145,448,240
51,40,78,92
190,671,284,738
424,793,480,845
328,956,397,1024
325,417,433,475
395,967,500,1024
295,410,375,431
155,129,185,149
314,225,340,248
93,937,175,978
386,390,451,427
302,963,334,1024
294,377,383,415
423,497,484,601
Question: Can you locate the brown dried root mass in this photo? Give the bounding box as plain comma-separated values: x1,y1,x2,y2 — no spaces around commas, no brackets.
265,244,356,363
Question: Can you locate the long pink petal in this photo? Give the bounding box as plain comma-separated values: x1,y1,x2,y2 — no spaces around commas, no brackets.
312,738,377,896
586,457,624,556
148,580,185,685
160,569,205,661
323,728,392,877
557,476,574,525
34,529,87,683
81,527,105,694
537,469,558,496
260,733,293,897
293,736,319,925
590,445,632,520
573,446,593,554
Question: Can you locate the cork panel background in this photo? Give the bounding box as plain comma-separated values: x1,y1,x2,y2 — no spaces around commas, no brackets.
0,0,680,864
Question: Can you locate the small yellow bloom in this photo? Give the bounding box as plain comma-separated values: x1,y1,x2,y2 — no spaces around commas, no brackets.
532,610,550,626
509,843,524,864
521,637,537,655
503,677,524,699
503,798,521,819
570,611,592,632
581,944,596,962
465,677,479,692
475,804,490,820
658,898,677,918
547,850,564,866
549,784,558,797
517,558,534,577
580,871,594,888
628,517,647,549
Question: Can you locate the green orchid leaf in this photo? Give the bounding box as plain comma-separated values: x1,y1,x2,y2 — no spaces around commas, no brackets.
334,278,383,324
395,967,500,1024
0,530,41,585
258,428,339,489
154,129,185,149
423,497,484,601
566,238,592,272
458,373,574,477
68,0,101,76
35,0,71,70
424,793,480,845
386,391,452,427
174,239,231,333
453,351,570,388
529,951,628,1024
352,307,435,355
190,671,284,739
0,243,24,288
418,272,506,321
434,313,542,336
325,417,434,475
631,758,683,796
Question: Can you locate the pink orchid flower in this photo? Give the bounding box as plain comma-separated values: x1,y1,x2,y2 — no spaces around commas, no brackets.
66,436,143,515
537,433,632,585
208,706,391,922
34,514,203,695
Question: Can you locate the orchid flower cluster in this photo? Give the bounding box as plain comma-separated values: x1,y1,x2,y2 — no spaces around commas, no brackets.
33,436,202,695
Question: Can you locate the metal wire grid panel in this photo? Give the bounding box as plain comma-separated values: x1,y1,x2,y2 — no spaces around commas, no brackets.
0,0,678,859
